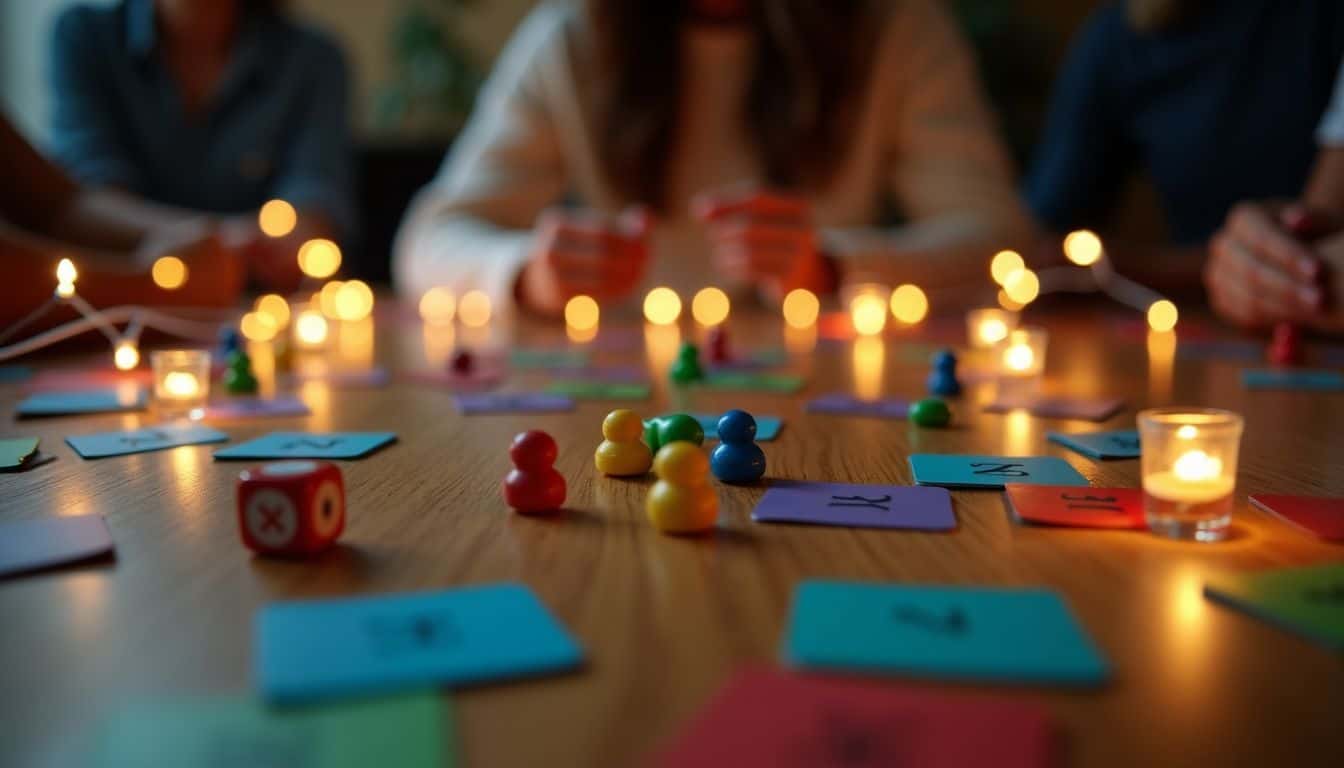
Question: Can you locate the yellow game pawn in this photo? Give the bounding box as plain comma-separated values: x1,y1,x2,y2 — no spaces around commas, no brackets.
595,409,654,476
647,442,718,534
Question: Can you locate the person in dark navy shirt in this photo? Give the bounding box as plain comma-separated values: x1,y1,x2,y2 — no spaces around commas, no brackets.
48,0,354,291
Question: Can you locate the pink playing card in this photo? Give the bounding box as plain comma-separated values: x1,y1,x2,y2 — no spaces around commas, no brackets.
655,667,1055,768
1005,484,1146,529
0,515,114,578
1249,494,1344,541
985,395,1125,422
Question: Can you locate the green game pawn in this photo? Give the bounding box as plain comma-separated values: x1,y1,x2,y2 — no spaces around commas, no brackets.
909,398,951,428
644,413,706,454
222,350,259,395
669,342,704,386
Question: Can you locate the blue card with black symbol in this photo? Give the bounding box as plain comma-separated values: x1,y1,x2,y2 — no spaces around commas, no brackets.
1241,369,1344,391
1047,429,1140,460
66,423,228,459
908,454,1088,489
16,387,147,417
256,583,584,702
214,432,396,460
783,580,1109,686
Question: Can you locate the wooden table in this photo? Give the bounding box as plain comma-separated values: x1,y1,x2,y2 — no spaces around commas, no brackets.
2,302,1341,768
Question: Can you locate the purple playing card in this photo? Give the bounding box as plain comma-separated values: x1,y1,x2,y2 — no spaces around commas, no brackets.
805,393,910,419
287,367,391,388
751,482,955,531
201,396,310,420
454,392,576,414
984,395,1124,422
558,365,648,383
0,514,114,578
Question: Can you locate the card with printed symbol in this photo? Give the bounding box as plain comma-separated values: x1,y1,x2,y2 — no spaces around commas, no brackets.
1047,429,1140,460
201,396,310,421
909,454,1088,490
692,414,782,442
783,580,1109,686
655,667,1056,768
1203,564,1344,651
1249,494,1344,541
1005,484,1146,529
454,393,576,414
752,482,954,531
700,372,805,393
985,395,1125,422
0,514,114,578
255,583,584,702
545,380,651,400
1241,369,1344,391
0,437,40,469
805,393,910,419
16,387,148,417
213,432,396,460
66,423,229,459
89,693,450,768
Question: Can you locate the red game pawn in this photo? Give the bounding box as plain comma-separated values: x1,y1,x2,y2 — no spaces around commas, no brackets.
450,349,475,375
1267,322,1303,366
503,430,566,514
707,326,730,364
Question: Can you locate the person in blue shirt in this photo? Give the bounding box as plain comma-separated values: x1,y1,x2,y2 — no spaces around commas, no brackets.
49,0,354,291
1024,0,1344,296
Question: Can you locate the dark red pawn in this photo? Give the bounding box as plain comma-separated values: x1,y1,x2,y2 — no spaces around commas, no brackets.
503,430,566,514
1267,322,1303,366
707,326,730,364
450,349,475,375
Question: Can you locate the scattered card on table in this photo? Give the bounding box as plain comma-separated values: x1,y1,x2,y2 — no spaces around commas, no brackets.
402,369,505,392
753,482,954,531
1047,429,1140,460
545,380,651,400
655,667,1055,768
509,348,589,370
16,387,147,417
1204,564,1344,651
67,423,229,459
700,372,804,393
557,365,646,383
1004,484,1145,529
985,395,1125,422
909,454,1088,489
25,368,151,392
0,437,40,469
454,392,575,414
89,692,449,768
1249,494,1344,542
214,431,396,461
693,413,782,441
256,582,583,702
707,347,789,371
0,514,114,578
289,367,391,389
783,580,1109,686
805,393,909,419
201,395,310,421
1241,369,1344,391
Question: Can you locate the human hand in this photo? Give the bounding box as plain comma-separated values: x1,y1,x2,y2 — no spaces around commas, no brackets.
517,206,651,315
692,186,832,301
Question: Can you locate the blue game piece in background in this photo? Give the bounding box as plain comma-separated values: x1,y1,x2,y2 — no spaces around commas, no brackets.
926,349,962,397
216,326,242,359
710,409,766,484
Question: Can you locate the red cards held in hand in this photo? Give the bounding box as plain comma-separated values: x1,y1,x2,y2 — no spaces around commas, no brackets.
1249,494,1344,542
655,667,1055,768
1005,484,1146,530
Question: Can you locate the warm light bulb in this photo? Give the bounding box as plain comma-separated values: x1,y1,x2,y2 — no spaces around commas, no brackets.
990,250,1024,285
1147,299,1178,332
318,281,344,318
889,284,929,324
255,293,291,328
1064,230,1103,267
691,287,730,326
334,280,374,321
997,289,1025,311
1003,268,1040,305
1003,343,1035,372
239,311,278,342
114,343,140,371
163,371,201,398
782,288,820,329
297,238,341,278
565,295,600,331
295,309,329,346
850,294,888,336
1173,449,1221,483
419,287,456,325
258,199,297,238
643,287,682,326
55,257,77,297
458,290,492,328
979,317,1008,345
151,256,188,289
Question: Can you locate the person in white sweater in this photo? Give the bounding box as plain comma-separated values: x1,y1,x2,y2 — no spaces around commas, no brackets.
394,0,1030,319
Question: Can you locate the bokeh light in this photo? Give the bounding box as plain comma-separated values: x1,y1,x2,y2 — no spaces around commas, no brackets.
294,309,329,346
990,250,1024,285
297,238,341,279
850,294,888,336
1147,299,1179,332
889,284,929,324
782,288,820,329
1064,230,1103,267
691,287,730,326
240,311,278,342
643,287,682,326
334,280,374,321
151,256,187,290
419,287,456,325
55,257,77,298
255,293,291,328
565,295,600,331
1003,268,1040,305
997,289,1025,312
458,289,492,328
258,199,297,238
113,342,139,371
318,281,344,318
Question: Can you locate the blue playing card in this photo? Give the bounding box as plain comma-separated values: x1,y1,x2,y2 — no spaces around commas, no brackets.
454,393,576,414
66,423,228,459
214,432,396,460
1047,429,1141,460
256,583,584,702
908,454,1089,489
1241,369,1344,391
16,387,147,417
783,580,1109,686
693,414,783,442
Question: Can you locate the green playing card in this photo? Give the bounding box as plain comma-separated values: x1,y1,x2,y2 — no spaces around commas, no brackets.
546,380,651,400
509,349,589,369
1203,563,1344,651
90,692,451,768
0,437,40,469
700,372,805,393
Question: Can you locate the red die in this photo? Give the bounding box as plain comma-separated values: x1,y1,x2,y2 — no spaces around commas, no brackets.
236,460,345,556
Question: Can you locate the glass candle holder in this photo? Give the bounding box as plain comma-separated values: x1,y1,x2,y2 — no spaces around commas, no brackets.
843,282,890,337
151,349,210,420
1138,408,1243,542
995,326,1047,400
965,308,1019,350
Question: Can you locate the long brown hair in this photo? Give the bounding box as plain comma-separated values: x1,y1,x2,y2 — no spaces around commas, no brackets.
586,0,884,210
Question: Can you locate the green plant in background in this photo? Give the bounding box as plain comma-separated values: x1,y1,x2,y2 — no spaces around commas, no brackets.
374,0,483,137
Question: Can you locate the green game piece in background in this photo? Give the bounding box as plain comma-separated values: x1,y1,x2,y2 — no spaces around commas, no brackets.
89,692,451,768
546,380,651,400
669,342,705,385
644,414,706,453
909,398,952,428
1204,563,1344,651
223,350,259,395
701,372,804,393
0,437,40,469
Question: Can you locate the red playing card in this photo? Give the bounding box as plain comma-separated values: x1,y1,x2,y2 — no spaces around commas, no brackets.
1005,484,1146,530
1249,494,1344,542
654,667,1055,768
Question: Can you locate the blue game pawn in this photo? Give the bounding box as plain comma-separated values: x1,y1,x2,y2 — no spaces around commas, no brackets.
217,326,242,360
710,409,766,484
926,349,962,397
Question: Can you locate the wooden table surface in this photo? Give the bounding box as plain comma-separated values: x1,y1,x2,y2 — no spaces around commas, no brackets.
1,301,1341,768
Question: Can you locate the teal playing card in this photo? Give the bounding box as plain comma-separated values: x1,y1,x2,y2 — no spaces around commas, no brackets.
908,454,1089,489
1241,369,1344,391
783,580,1109,686
545,380,651,400
694,413,782,442
67,423,228,459
89,692,450,768
1204,563,1344,651
214,432,396,460
256,583,584,702
16,387,147,417
1047,429,1141,460
700,372,804,393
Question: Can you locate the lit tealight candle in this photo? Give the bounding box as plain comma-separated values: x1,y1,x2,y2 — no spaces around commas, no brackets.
996,326,1047,400
1139,408,1243,542
294,309,329,349
151,349,210,420
965,308,1018,349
